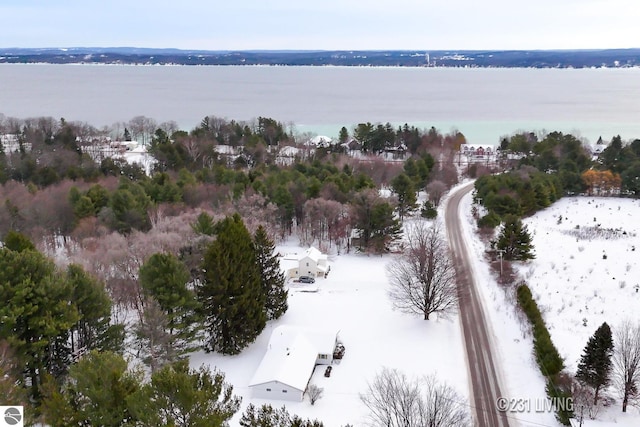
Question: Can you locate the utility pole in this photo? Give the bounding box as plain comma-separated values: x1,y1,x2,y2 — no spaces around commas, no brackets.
497,249,505,277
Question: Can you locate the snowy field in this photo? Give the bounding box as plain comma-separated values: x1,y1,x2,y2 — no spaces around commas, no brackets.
190,244,469,426
520,196,640,426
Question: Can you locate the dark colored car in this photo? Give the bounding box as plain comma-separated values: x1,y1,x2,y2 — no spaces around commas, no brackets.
299,276,316,284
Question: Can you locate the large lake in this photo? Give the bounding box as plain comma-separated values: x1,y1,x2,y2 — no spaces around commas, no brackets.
1,64,639,144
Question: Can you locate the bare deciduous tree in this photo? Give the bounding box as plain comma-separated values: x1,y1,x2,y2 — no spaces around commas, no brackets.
426,180,447,207
387,222,457,320
572,379,602,422
127,115,156,146
307,383,324,405
613,320,640,412
360,368,470,427
134,298,175,372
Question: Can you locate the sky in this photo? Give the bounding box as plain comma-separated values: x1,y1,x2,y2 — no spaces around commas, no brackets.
1,0,639,51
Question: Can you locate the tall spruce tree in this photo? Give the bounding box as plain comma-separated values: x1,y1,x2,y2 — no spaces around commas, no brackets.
254,225,288,320
576,322,614,405
496,214,535,261
198,214,266,355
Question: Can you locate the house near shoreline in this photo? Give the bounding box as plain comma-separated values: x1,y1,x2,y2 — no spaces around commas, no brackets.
248,325,340,401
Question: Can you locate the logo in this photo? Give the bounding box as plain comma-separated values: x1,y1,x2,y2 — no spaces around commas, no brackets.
1,406,23,427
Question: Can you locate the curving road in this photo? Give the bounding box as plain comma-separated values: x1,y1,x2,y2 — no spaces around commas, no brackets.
445,182,511,427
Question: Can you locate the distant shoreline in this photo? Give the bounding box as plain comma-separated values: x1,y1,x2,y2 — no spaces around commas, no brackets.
1,48,639,68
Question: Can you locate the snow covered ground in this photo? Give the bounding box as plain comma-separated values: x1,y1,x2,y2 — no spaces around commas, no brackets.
191,245,469,426
190,189,640,427
458,189,559,427
520,196,640,426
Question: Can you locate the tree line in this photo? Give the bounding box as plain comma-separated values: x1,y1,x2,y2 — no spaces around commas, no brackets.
0,114,467,255
481,131,640,424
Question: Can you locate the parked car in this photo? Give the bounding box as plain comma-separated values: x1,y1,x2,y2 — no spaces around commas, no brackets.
324,366,332,377
298,276,316,284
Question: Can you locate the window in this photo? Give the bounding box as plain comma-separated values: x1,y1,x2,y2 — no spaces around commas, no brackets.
266,388,271,392
319,354,328,359
306,262,309,266
282,390,288,393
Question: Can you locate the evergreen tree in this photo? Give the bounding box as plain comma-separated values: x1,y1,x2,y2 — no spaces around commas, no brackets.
0,247,78,398
576,322,614,405
495,214,535,261
240,404,325,427
420,200,438,219
390,173,417,221
67,264,124,355
369,201,402,253
198,214,266,355
254,225,288,320
131,360,241,427
139,252,202,364
339,126,349,143
41,350,142,426
3,230,35,252
351,189,402,253
192,211,216,236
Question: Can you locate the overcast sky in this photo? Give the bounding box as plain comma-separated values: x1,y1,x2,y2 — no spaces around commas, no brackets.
2,0,639,50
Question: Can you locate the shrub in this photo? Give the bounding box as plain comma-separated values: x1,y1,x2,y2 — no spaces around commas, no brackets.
478,212,501,228
516,284,571,424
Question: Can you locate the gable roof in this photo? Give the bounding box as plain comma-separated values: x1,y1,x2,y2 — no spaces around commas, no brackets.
299,247,327,263
249,326,318,391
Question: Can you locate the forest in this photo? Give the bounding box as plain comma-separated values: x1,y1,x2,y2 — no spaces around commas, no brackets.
0,111,638,425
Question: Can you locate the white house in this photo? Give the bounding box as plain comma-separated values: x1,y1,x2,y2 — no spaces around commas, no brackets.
249,326,340,401
288,247,329,278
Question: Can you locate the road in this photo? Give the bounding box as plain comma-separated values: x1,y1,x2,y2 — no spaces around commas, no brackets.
445,182,511,427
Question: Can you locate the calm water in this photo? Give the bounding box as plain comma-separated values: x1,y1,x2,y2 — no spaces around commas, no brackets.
1,64,639,144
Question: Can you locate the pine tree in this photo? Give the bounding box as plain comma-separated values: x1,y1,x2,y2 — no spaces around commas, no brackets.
496,214,535,260
198,214,266,355
254,225,288,320
0,247,79,398
576,322,614,405
41,351,142,426
240,404,325,427
139,252,201,363
67,264,123,355
131,361,241,426
390,173,417,220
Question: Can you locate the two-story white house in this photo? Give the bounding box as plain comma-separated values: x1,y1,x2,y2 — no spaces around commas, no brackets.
288,246,329,278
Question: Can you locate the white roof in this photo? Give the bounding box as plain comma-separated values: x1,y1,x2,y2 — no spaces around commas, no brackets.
279,257,298,274
249,326,318,391
310,135,332,146
299,247,327,263
301,327,337,353
279,146,299,157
